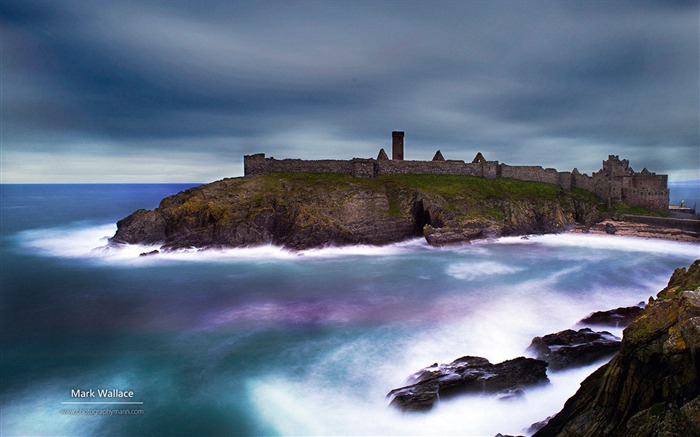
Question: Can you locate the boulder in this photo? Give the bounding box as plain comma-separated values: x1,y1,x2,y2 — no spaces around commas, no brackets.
578,304,644,328
387,356,548,412
527,328,621,370
423,223,498,246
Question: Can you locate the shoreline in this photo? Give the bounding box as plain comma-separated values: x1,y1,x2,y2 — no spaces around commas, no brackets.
569,220,699,243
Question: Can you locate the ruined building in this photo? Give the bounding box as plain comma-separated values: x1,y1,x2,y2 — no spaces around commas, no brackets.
244,131,669,211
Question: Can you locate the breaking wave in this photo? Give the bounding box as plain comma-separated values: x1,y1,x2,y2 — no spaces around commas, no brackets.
493,233,699,257
15,222,699,265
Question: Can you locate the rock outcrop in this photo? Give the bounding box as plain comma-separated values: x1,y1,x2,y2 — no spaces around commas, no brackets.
578,304,645,328
534,260,700,436
110,173,599,250
387,356,548,412
527,328,621,371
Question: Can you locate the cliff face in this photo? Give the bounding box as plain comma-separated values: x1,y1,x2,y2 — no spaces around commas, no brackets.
110,173,599,250
534,260,700,436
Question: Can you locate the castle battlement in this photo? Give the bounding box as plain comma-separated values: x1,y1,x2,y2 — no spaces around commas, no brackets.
244,132,669,211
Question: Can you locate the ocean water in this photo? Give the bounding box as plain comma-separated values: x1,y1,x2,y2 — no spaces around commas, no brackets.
669,180,700,211
1,184,698,437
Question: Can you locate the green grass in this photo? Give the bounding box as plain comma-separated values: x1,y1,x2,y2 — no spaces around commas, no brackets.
263,172,565,199
253,172,582,223
374,174,561,200
250,172,675,224
610,202,670,217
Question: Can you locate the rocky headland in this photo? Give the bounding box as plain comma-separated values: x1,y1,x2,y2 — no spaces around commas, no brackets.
388,261,700,436
534,260,700,436
110,173,600,250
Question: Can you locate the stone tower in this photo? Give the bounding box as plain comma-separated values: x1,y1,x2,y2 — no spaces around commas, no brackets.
392,131,404,161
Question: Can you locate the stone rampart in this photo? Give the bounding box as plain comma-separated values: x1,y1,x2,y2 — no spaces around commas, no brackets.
245,154,500,180
244,154,354,176
499,164,560,185
623,215,700,233
243,151,670,211
374,160,498,179
558,172,572,190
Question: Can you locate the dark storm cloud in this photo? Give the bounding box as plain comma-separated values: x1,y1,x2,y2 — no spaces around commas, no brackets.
1,0,697,182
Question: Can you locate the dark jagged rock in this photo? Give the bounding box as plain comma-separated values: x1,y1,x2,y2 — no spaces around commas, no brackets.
110,173,599,251
387,356,548,412
527,328,621,371
578,304,644,328
534,260,700,436
527,417,552,434
423,222,499,246
605,222,617,234
138,249,160,257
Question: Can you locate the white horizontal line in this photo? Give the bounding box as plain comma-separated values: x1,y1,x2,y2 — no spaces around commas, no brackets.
61,402,144,405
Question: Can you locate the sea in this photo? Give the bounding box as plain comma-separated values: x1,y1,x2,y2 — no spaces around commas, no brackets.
1,183,698,437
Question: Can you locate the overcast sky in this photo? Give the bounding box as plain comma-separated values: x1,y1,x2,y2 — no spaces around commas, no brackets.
2,0,698,183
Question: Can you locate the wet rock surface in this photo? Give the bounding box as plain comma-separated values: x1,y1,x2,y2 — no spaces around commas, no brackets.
387,356,548,412
527,328,621,371
534,260,700,436
578,304,644,328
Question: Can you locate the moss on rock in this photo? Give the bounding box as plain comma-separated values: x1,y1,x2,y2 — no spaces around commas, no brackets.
111,172,601,250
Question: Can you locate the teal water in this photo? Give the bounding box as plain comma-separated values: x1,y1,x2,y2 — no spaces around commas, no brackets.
1,184,698,436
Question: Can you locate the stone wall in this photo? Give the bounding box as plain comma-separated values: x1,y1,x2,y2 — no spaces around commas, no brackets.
624,186,670,211
243,153,670,211
499,164,561,185
245,154,500,180
374,160,498,179
244,154,354,176
623,215,700,232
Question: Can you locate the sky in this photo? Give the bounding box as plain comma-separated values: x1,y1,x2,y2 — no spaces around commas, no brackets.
1,0,698,183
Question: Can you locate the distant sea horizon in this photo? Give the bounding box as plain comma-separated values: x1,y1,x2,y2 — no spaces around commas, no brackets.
3,178,697,209
668,180,700,210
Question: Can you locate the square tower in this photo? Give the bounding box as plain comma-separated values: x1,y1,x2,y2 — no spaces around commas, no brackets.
392,131,404,161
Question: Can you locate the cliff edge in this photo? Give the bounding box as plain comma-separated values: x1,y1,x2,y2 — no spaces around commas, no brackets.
110,173,598,250
534,260,700,436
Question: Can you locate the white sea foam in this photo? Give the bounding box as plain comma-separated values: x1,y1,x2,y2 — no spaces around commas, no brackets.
17,222,698,264
245,258,648,436
247,337,609,436
15,222,434,263
446,261,524,280
493,233,699,257
19,223,119,258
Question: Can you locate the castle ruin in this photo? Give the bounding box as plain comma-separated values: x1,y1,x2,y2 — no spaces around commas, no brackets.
244,131,669,211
